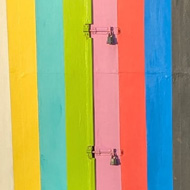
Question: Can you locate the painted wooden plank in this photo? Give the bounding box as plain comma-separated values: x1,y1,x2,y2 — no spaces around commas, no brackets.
173,1,190,189
64,0,95,190
92,0,121,190
35,0,67,189
145,1,173,189
118,1,147,190
0,0,14,189
6,0,41,189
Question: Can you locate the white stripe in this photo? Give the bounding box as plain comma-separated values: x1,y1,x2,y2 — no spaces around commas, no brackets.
0,0,14,189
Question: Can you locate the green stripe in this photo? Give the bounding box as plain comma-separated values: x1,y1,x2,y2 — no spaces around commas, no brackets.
64,0,95,189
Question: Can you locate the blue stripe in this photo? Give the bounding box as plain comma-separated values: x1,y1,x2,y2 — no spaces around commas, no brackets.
35,0,67,189
145,1,173,190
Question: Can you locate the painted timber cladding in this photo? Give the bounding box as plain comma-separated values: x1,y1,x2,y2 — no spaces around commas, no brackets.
145,0,173,190
92,0,121,190
35,0,67,189
118,1,147,190
0,0,14,189
173,0,190,189
2,1,190,190
6,0,41,189
64,0,95,190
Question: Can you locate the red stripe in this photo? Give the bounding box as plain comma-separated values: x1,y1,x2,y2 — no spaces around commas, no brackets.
118,1,147,189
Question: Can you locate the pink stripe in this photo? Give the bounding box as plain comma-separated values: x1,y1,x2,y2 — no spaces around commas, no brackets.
92,0,121,189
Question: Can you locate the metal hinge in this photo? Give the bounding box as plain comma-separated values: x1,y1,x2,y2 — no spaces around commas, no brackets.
83,24,91,38
87,145,95,159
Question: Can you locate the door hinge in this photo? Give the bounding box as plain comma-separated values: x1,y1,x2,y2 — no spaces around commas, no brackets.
83,24,91,38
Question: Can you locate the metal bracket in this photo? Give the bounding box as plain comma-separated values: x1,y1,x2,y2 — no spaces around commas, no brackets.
90,26,120,35
87,146,123,159
83,24,120,38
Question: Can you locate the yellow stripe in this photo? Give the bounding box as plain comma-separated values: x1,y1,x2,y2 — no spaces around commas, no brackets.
6,0,41,189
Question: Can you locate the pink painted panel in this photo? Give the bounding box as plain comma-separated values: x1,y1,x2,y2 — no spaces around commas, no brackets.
92,0,121,189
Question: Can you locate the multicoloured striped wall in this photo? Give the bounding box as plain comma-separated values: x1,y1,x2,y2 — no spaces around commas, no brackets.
0,0,190,190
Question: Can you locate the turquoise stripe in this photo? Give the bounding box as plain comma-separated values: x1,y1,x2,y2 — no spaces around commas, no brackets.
145,0,173,190
35,0,67,189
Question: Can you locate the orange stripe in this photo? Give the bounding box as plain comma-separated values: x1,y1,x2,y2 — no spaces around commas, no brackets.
118,1,147,189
